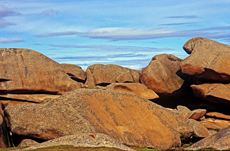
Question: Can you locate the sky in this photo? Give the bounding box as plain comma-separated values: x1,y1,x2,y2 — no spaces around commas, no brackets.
1,0,230,70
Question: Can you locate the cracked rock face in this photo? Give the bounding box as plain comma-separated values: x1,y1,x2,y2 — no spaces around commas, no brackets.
180,37,230,82
85,64,140,88
191,83,230,106
5,89,203,149
0,48,85,104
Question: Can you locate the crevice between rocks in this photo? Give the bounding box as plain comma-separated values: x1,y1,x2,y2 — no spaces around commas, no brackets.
0,89,60,95
0,97,40,103
0,79,10,82
66,73,86,83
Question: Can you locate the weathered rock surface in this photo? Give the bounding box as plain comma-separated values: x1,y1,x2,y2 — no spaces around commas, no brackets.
188,109,206,120
0,94,60,105
15,133,134,151
140,54,186,96
187,119,209,138
61,63,86,82
106,83,159,100
0,103,11,148
181,37,230,82
17,139,39,147
175,106,191,120
201,118,230,130
174,106,206,120
186,125,230,150
85,64,140,88
5,89,204,149
206,112,230,120
0,48,82,104
191,83,230,105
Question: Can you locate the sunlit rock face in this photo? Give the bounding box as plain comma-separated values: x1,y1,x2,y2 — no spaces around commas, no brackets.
140,54,188,96
85,64,140,88
0,48,85,104
181,37,230,82
5,89,207,150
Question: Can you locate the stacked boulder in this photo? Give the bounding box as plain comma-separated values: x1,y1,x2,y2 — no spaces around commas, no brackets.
180,37,230,106
1,37,230,150
4,89,209,150
179,37,230,137
85,64,140,88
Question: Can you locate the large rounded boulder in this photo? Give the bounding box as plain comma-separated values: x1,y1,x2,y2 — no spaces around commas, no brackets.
140,54,187,96
4,89,205,149
180,37,230,82
0,48,84,104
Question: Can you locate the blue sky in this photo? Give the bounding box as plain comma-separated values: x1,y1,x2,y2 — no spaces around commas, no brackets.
1,0,230,70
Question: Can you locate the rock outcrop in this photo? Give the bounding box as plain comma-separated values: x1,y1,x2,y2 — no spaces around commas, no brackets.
188,109,206,120
16,133,134,151
201,112,230,131
85,64,140,88
0,103,10,148
4,89,207,149
174,106,206,120
0,48,84,105
191,83,230,105
187,119,209,138
106,83,159,100
206,112,230,120
3,38,230,150
17,139,39,147
201,118,230,130
181,37,230,82
186,125,230,150
140,54,187,96
61,63,86,82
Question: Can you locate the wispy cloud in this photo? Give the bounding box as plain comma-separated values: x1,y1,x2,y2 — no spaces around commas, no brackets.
82,27,176,41
0,20,16,28
81,27,230,41
52,53,152,70
36,31,80,37
35,25,230,42
0,38,24,44
50,43,182,70
41,8,59,16
201,26,230,31
164,15,199,19
50,43,178,54
159,22,196,26
0,5,20,28
53,53,147,61
0,5,20,17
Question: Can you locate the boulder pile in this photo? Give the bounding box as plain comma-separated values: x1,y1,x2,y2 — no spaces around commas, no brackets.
1,37,230,150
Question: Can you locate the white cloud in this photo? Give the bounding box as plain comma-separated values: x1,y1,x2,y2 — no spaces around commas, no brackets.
49,43,179,54
36,31,79,37
0,19,15,28
41,9,58,16
36,26,230,42
82,27,176,40
0,38,24,44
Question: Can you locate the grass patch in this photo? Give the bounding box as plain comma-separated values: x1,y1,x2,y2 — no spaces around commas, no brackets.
134,147,159,151
196,147,218,151
207,128,220,132
0,146,27,150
